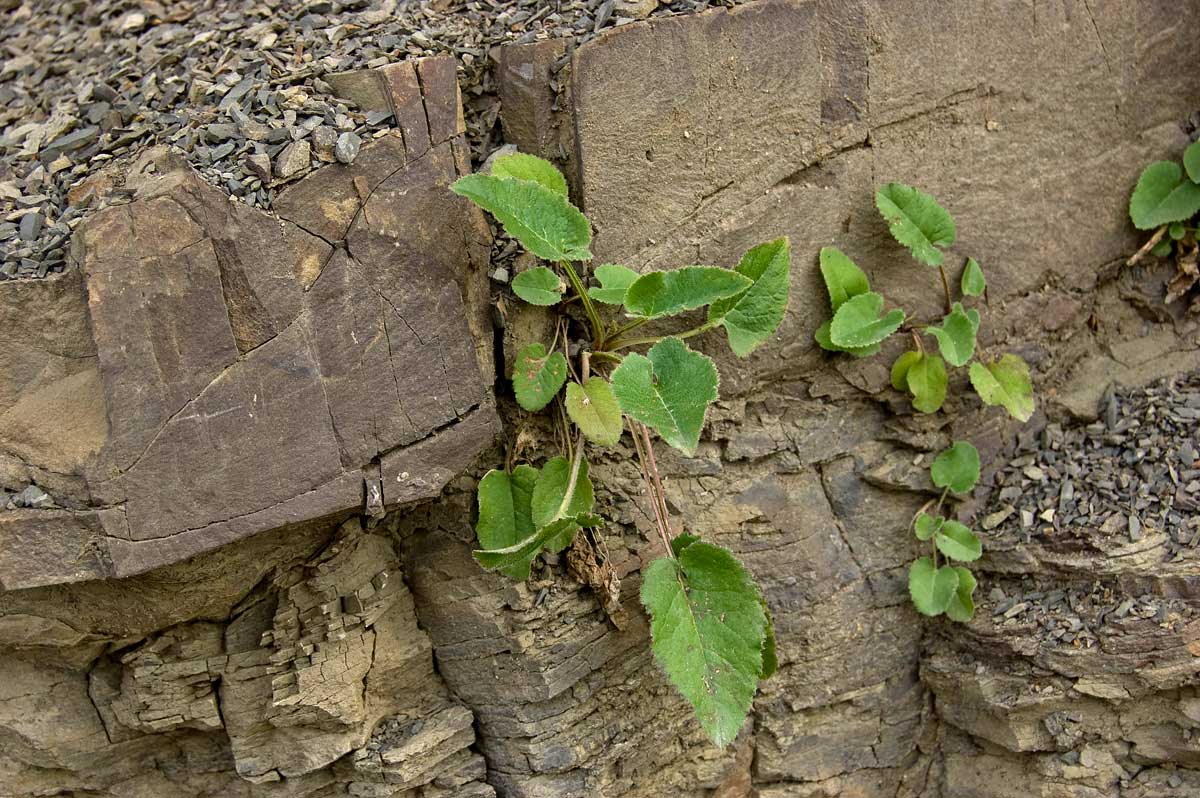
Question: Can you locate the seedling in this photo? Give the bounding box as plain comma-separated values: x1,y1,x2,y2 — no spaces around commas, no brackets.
452,152,788,747
815,182,1038,619
1127,140,1200,311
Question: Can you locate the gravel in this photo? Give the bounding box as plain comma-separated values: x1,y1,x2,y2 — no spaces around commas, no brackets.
0,0,748,281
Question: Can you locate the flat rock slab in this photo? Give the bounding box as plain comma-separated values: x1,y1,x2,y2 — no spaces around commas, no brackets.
0,57,497,589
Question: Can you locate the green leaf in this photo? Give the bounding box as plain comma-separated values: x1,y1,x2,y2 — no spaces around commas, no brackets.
1170,222,1187,240
1151,238,1173,258
565,378,623,447
451,173,592,261
969,354,1035,422
891,350,922,390
944,567,977,623
828,292,905,348
956,302,981,333
928,307,977,367
611,337,718,455
589,263,639,305
908,557,959,616
907,353,947,414
671,532,702,558
624,267,753,319
473,513,600,576
914,512,943,541
531,455,594,530
1128,161,1200,230
475,466,540,580
511,266,565,306
935,520,982,562
815,320,880,358
1185,140,1200,184
931,441,980,493
961,257,986,297
875,182,957,266
512,343,568,412
640,542,767,748
817,246,869,312
708,238,792,357
489,151,569,197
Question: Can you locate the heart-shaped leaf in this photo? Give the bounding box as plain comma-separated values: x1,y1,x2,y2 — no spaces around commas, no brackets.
935,520,982,562
451,173,592,261
969,354,1034,422
818,246,870,312
531,455,594,529
489,151,569,197
928,307,977,367
611,336,718,455
961,257,986,297
1128,161,1200,230
624,267,752,319
708,238,791,357
931,441,980,493
944,567,977,622
588,263,639,305
473,513,600,576
641,539,768,748
511,266,565,306
875,182,957,266
914,512,943,541
829,292,905,348
815,320,880,358
512,343,567,411
891,350,922,390
475,465,540,580
908,557,959,616
955,302,981,333
1186,140,1200,184
906,353,947,414
565,378,623,447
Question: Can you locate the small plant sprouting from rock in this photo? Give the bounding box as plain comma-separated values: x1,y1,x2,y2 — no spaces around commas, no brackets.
815,182,1038,621
451,152,788,748
1127,140,1200,312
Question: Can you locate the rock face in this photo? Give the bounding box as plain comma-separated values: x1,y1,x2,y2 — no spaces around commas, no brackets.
2,6,1200,798
0,55,497,589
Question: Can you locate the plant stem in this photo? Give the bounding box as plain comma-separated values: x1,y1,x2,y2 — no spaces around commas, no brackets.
630,421,675,559
911,330,925,354
608,317,650,341
560,260,603,344
590,350,622,364
938,264,952,313
554,432,586,521
1127,225,1167,266
608,321,717,352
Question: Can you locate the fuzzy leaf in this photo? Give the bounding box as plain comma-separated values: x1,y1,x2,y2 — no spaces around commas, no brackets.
945,567,978,622
565,378,623,447
489,151,569,197
906,353,947,413
708,238,792,357
1170,222,1187,241
611,337,718,455
511,266,565,306
512,343,568,411
817,246,870,312
875,182,957,266
909,557,959,616
473,513,600,575
589,264,639,305
1152,239,1173,258
969,354,1035,422
829,292,905,348
1128,161,1200,230
451,173,592,261
931,441,981,493
928,307,977,367
624,267,752,319
671,532,702,558
815,320,880,358
531,456,594,530
956,302,981,333
1186,141,1200,184
475,466,540,580
961,257,986,297
914,512,943,541
891,350,922,390
641,540,767,748
935,520,982,562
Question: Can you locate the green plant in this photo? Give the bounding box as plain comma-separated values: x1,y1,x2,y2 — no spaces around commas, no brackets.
1127,140,1200,310
452,152,788,747
815,182,1037,620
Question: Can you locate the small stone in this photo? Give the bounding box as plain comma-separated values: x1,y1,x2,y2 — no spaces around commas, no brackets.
274,140,311,181
981,506,1013,530
1023,465,1045,481
312,125,338,162
244,153,272,183
18,212,43,241
15,485,52,509
1128,513,1142,541
491,267,509,283
205,123,239,142
334,131,361,164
